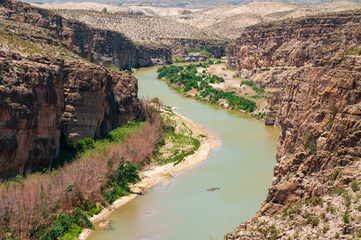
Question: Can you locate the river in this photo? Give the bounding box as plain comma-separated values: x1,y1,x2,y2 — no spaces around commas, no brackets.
88,65,280,240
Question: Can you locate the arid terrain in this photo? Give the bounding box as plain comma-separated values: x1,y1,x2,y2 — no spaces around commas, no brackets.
34,1,361,40
1,0,361,239
225,9,361,239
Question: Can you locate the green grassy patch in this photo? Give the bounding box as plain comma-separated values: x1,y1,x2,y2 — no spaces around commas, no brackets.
157,64,256,112
54,122,146,168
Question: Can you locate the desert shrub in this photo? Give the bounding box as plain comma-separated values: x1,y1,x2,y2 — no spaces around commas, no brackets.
332,170,340,181
40,208,92,240
75,138,95,153
158,64,257,112
342,213,350,223
332,187,346,196
351,181,359,192
101,159,140,204
241,80,265,94
309,217,320,227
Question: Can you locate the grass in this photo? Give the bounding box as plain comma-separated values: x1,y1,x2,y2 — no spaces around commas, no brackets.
155,131,200,165
241,80,266,94
340,48,361,56
54,122,146,168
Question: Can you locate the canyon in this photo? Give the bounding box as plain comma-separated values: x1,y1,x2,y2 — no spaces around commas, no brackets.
0,0,145,178
225,10,361,239
1,0,361,239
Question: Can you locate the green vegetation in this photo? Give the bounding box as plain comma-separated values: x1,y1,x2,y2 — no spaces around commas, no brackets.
154,114,201,165
75,138,95,153
40,208,93,240
54,122,145,168
340,48,361,56
309,217,320,227
351,181,359,192
342,213,350,223
174,58,186,63
303,134,317,154
189,48,213,58
101,158,140,203
256,112,266,120
157,64,257,112
241,80,266,94
332,187,346,196
332,170,341,181
108,64,120,72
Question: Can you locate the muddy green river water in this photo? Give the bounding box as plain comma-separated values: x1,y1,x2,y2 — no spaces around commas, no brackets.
88,66,280,240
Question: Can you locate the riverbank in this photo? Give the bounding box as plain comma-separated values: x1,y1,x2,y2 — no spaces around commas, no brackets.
157,62,275,122
79,111,218,240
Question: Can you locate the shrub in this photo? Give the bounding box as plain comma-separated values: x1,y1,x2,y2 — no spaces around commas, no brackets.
332,187,346,196
309,217,320,227
332,170,340,181
331,107,338,116
101,159,140,204
351,181,359,192
342,213,350,223
40,208,93,240
309,140,317,155
75,138,95,153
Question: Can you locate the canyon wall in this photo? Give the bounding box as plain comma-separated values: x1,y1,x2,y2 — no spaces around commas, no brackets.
0,51,141,179
0,0,172,69
226,11,361,239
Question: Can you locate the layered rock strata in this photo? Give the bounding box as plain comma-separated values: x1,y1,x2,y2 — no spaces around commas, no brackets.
225,11,361,239
0,54,141,179
0,0,172,69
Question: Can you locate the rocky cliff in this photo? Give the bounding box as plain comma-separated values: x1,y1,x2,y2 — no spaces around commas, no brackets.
0,4,142,179
226,11,361,239
0,51,141,179
0,0,172,69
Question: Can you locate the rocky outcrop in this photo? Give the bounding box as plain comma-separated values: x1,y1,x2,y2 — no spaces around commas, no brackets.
0,0,172,69
61,62,141,143
226,12,361,70
0,51,141,179
0,53,64,179
225,11,361,239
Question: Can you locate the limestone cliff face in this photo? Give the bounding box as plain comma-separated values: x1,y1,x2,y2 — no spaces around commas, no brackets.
225,11,361,239
0,0,172,69
226,12,360,70
0,51,141,179
0,53,64,179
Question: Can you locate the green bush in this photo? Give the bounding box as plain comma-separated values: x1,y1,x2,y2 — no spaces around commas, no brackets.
351,181,359,192
332,170,340,181
342,213,350,223
158,64,256,112
75,138,95,153
309,217,320,227
40,208,93,240
101,159,140,204
241,80,265,94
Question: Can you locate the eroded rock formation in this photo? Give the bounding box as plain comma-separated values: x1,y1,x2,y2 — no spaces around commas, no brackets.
226,11,361,239
0,0,172,69
0,53,141,179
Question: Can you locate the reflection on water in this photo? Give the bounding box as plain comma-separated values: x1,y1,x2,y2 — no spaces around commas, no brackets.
88,66,280,240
